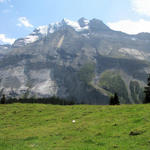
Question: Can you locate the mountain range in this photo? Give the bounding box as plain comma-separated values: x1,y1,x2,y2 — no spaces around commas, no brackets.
0,17,150,104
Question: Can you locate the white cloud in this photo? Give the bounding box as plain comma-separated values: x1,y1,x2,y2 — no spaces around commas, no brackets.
0,0,11,3
0,34,15,44
107,19,150,34
17,17,33,28
131,0,150,16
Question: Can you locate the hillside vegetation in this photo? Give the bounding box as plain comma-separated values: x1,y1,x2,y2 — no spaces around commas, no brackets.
0,103,150,150
99,70,129,103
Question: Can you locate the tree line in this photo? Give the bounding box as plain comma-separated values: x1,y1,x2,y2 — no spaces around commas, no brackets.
0,95,75,105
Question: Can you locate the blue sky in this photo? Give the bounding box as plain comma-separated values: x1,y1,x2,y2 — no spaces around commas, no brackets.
1,0,150,44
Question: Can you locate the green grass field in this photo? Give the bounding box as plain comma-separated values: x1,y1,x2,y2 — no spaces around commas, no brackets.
0,103,150,150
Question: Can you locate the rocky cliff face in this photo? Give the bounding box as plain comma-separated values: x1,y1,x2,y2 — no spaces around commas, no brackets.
0,18,150,104
0,44,11,58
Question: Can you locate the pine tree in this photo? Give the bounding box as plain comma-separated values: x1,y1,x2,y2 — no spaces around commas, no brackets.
144,74,150,103
1,94,6,104
114,93,120,105
109,93,120,105
109,96,115,105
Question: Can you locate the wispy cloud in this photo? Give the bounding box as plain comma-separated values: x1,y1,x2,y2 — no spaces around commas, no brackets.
0,34,15,44
131,0,150,16
0,0,5,2
0,0,11,3
107,19,150,34
17,17,34,28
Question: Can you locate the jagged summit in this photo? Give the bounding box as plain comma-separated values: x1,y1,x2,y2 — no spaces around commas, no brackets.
13,18,110,46
89,18,111,31
78,17,89,27
60,18,89,31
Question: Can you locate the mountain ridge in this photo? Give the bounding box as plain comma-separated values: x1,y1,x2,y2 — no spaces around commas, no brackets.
1,18,150,47
0,18,150,104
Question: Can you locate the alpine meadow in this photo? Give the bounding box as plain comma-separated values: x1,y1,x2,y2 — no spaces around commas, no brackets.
1,0,150,149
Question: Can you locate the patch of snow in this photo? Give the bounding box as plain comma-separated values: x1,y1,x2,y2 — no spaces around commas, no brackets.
119,48,145,60
49,22,59,33
36,25,49,35
62,18,83,31
131,37,137,41
24,35,39,44
48,18,89,33
49,27,55,33
83,19,90,25
62,18,89,31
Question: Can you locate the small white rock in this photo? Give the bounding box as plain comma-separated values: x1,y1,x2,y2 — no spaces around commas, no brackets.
72,120,76,123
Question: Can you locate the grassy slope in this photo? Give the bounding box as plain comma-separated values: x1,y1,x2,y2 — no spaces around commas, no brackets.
0,104,150,150
99,70,129,103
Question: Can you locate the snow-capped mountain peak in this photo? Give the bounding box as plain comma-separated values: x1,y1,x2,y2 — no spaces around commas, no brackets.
24,35,39,45
13,18,91,47
36,25,49,35
78,17,89,27
60,18,89,31
61,18,80,29
32,18,90,36
13,17,112,47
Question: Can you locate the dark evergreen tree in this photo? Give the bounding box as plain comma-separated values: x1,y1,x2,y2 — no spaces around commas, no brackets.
144,74,150,103
114,93,120,105
1,94,6,104
109,93,120,105
109,96,115,105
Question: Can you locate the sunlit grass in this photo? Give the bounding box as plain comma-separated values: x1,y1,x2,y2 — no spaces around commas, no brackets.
0,103,150,150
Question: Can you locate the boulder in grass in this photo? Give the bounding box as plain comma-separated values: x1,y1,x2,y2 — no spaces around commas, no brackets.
129,130,144,136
